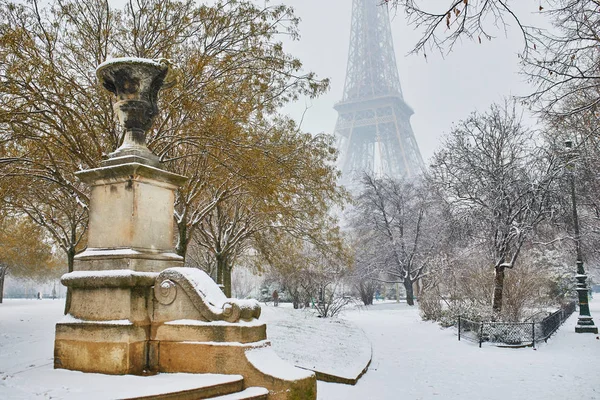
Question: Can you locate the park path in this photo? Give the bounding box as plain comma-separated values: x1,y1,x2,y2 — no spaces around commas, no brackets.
317,299,600,400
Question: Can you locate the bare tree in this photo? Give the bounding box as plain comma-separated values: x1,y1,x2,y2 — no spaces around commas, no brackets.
541,109,600,267
347,229,392,306
231,262,260,300
428,100,560,316
385,0,539,55
385,0,599,119
308,255,352,318
523,0,600,117
254,229,352,313
350,174,442,306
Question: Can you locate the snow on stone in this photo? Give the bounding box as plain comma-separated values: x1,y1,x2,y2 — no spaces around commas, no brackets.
245,345,314,381
261,304,371,380
63,269,157,279
171,267,228,305
209,386,269,399
59,314,132,325
165,319,263,327
75,247,175,258
2,367,242,400
96,57,164,72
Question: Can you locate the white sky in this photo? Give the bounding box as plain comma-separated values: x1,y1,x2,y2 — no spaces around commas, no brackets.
277,0,549,163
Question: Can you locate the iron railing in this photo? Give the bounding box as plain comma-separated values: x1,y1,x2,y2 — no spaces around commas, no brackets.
457,301,577,348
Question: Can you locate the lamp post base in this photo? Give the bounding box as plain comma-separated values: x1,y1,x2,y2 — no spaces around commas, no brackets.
575,315,598,334
575,325,598,334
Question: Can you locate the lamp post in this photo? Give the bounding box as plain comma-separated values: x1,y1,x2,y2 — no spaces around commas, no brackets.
565,140,598,334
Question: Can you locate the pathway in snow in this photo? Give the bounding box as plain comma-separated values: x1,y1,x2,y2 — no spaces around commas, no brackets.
317,300,600,400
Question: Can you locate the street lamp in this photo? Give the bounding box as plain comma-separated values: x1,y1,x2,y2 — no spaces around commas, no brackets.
565,140,598,334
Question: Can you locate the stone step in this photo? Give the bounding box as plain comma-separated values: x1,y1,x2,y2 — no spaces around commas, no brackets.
122,374,245,400
206,387,269,400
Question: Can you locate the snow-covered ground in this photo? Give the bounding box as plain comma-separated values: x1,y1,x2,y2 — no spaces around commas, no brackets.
1,298,599,399
318,299,600,400
261,303,371,381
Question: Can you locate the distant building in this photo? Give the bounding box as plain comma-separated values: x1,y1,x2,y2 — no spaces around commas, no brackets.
335,0,424,190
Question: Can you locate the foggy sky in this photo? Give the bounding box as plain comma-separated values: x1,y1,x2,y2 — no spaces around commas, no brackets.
105,0,549,164
278,0,548,163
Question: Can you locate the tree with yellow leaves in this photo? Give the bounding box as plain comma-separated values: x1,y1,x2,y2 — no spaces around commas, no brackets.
0,0,344,290
0,211,62,303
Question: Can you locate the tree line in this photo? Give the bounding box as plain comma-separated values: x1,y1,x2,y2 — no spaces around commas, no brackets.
349,98,600,321
345,0,600,320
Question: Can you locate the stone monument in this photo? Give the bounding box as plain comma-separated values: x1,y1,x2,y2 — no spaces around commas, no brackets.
54,57,316,400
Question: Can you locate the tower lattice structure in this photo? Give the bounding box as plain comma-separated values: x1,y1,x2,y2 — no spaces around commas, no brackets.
335,0,424,187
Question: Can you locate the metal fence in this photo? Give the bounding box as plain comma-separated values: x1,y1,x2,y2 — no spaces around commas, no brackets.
457,301,577,348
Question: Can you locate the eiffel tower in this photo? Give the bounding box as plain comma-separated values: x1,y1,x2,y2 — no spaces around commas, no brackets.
335,0,424,188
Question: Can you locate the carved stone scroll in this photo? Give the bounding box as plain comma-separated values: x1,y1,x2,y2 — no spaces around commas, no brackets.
154,267,261,323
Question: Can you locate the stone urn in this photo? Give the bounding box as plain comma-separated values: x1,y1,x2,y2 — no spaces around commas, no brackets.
96,57,172,167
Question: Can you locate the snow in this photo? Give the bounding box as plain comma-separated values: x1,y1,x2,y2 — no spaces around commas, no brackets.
59,314,132,325
1,369,241,400
75,247,180,258
1,298,599,399
245,345,314,381
0,300,242,399
63,270,157,279
210,387,269,399
164,318,264,327
96,57,164,72
172,267,229,305
315,300,600,400
260,304,371,381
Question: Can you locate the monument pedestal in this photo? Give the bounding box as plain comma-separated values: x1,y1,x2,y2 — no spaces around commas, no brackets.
55,161,185,375
74,162,186,272
55,320,149,375
55,270,157,374
54,57,317,399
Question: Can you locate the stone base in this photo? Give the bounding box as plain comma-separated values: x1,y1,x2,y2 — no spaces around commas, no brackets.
575,315,598,334
55,321,149,375
153,320,267,343
74,248,183,272
156,340,316,400
575,325,599,334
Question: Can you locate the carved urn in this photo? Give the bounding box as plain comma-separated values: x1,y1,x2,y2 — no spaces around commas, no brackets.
96,57,172,167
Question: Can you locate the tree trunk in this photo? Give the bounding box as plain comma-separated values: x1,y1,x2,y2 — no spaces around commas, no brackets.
0,266,6,304
216,253,224,285
492,265,505,317
67,248,74,273
175,219,188,258
223,265,232,298
64,248,76,315
414,279,421,299
216,253,233,297
404,279,415,306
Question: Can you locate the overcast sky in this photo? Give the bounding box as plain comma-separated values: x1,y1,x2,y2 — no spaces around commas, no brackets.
105,0,549,163
276,0,548,163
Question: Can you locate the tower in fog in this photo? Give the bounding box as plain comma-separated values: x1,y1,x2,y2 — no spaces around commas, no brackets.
335,0,424,187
